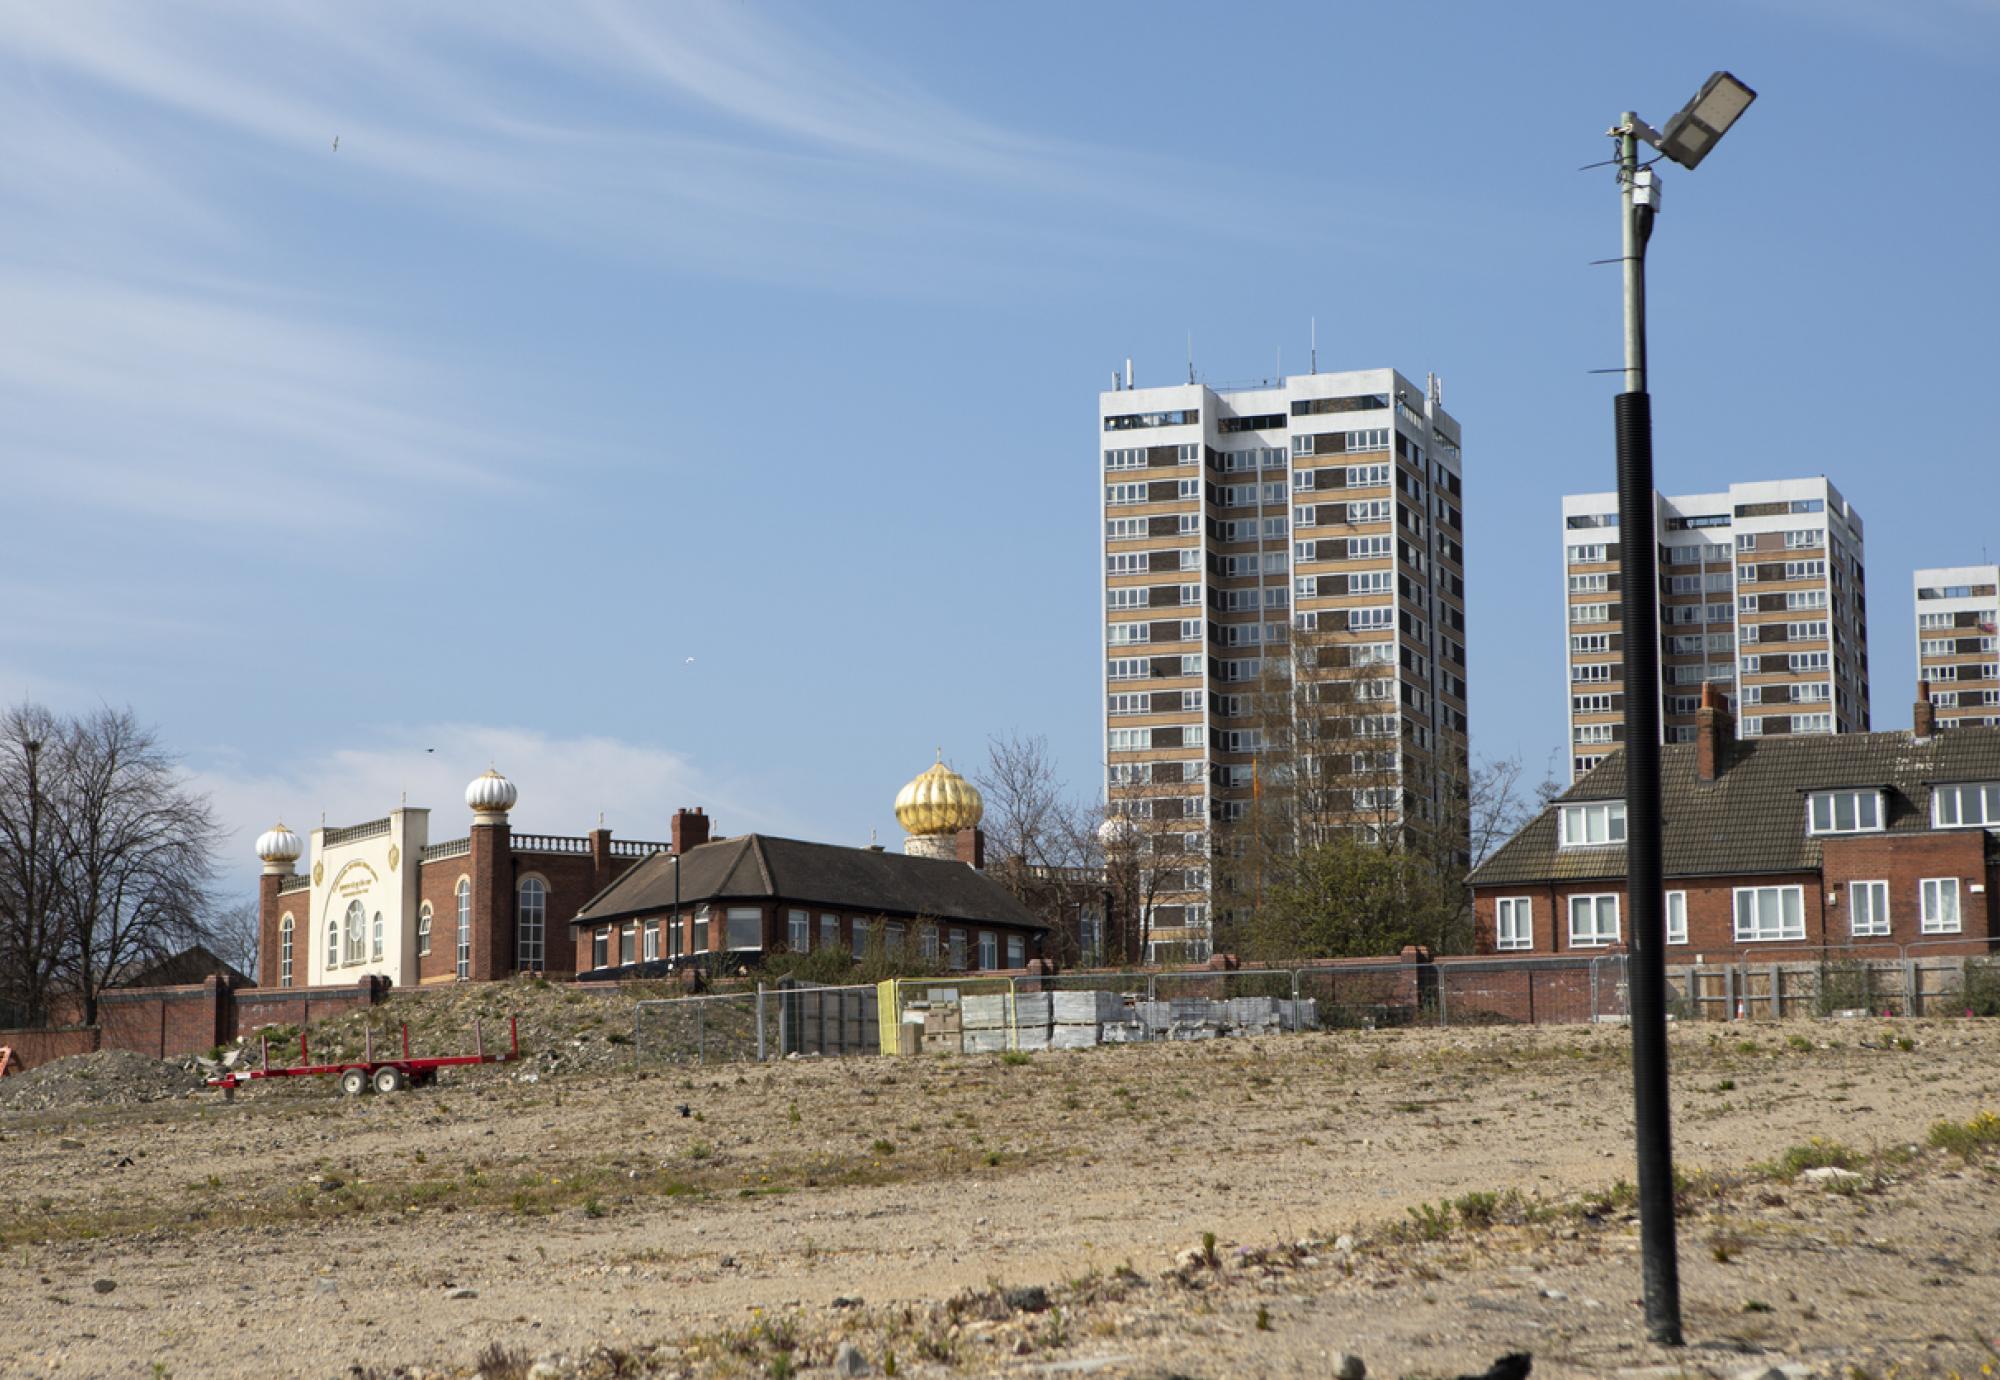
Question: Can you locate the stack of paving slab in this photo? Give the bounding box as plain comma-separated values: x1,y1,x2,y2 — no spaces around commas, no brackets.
921,1001,963,1056
960,994,1010,1054
1013,992,1053,1051
1050,989,1125,1049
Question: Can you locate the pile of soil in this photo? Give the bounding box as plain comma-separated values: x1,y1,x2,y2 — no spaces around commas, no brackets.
0,1048,202,1112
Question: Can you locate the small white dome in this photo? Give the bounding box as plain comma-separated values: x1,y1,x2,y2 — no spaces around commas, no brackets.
1098,815,1136,848
255,821,303,864
466,767,519,814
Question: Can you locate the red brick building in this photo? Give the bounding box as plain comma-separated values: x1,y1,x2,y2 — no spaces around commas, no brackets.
1469,686,2000,958
252,767,678,990
570,831,1047,977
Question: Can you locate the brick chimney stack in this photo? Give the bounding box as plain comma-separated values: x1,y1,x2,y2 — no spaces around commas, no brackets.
1696,680,1733,782
672,807,711,856
954,825,986,870
1913,679,1936,741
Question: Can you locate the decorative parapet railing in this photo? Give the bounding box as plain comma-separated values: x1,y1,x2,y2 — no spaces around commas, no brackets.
512,833,589,855
323,817,391,849
610,839,669,858
277,873,312,895
421,838,471,863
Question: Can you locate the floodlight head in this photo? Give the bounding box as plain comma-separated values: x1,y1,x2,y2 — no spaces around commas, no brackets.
1657,71,1755,169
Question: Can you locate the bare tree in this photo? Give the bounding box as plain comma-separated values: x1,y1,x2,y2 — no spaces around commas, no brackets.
974,734,1110,964
0,704,222,1025
0,705,68,1025
207,895,262,979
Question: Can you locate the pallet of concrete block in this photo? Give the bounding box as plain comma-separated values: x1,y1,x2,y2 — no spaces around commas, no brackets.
1225,996,1283,1035
1133,1000,1172,1035
1011,992,1052,1051
1280,998,1319,1031
1099,1019,1146,1044
963,1027,1009,1054
1049,1023,1100,1050
960,994,1008,1030
921,1003,963,1056
1053,990,1125,1026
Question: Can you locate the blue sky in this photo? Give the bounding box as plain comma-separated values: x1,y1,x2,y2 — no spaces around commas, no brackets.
5,1,1998,899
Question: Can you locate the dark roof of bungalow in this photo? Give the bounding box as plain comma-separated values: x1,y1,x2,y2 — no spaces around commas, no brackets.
569,833,1046,931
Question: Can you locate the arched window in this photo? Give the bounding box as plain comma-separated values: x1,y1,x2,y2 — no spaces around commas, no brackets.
326,917,339,971
279,915,295,988
371,911,384,961
344,900,366,965
455,878,471,980
417,903,433,957
517,877,547,972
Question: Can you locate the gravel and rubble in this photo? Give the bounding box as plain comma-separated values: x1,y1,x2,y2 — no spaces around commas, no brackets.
3,1016,1997,1377
0,1047,202,1113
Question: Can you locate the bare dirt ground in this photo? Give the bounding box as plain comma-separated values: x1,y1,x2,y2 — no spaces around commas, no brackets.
3,1018,1998,1378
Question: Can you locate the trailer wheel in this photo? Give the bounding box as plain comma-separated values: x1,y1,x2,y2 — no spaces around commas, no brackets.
373,1065,408,1095
339,1067,369,1097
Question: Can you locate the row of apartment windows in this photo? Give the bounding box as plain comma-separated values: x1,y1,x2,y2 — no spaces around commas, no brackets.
1495,878,1964,951
1927,663,2000,682
1106,514,1202,540
1107,725,1205,752
1292,427,1390,457
1918,584,1999,601
1106,479,1202,505
1739,559,1826,582
1294,463,1392,491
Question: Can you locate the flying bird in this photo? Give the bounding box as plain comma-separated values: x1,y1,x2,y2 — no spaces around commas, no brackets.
331,135,340,152
684,656,696,665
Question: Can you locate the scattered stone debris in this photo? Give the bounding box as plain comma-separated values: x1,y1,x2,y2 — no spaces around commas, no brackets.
0,1049,202,1112
1333,1353,1367,1380
831,1340,870,1377
445,1286,478,1300
90,1279,116,1295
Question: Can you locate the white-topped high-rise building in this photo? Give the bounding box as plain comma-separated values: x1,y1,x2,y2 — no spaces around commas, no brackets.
1914,565,2000,730
1560,477,1870,779
1101,366,1467,959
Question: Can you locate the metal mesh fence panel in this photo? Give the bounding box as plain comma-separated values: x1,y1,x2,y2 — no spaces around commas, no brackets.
633,984,879,1067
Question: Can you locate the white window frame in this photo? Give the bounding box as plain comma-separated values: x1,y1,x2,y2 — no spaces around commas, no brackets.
325,917,338,971
978,931,999,970
371,910,384,962
591,926,609,970
279,915,294,987
1931,782,2000,829
517,876,547,972
417,903,432,957
455,879,472,980
1567,894,1621,948
1494,896,1533,951
343,900,366,966
1665,890,1688,945
1806,789,1883,836
1558,801,1627,847
726,906,762,951
1007,934,1026,968
820,913,840,952
1920,877,1961,934
788,909,810,951
1732,885,1805,943
1848,880,1890,938
643,920,660,961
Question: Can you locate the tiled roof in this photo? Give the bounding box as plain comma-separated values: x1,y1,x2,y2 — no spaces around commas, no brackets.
1468,726,2000,889
570,834,1046,931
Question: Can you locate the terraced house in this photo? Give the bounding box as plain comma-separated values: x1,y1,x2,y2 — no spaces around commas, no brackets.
1470,684,1999,958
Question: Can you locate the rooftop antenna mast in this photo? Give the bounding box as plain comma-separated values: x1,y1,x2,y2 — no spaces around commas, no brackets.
1186,332,1194,385
1310,316,1317,374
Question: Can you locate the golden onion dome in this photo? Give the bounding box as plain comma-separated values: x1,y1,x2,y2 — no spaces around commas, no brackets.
894,753,984,836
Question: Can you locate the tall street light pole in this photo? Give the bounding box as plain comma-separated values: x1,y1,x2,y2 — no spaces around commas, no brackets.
1607,70,1756,1348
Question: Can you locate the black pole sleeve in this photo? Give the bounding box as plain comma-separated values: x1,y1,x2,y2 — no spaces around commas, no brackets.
1614,388,1684,1345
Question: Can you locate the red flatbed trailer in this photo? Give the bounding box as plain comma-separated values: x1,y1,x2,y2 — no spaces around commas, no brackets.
205,1016,519,1097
